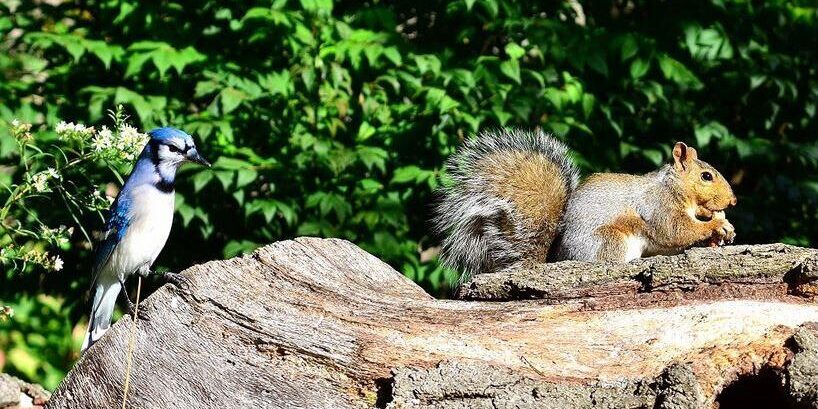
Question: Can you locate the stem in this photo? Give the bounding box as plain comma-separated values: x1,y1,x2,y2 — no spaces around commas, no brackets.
56,186,95,249
121,276,142,409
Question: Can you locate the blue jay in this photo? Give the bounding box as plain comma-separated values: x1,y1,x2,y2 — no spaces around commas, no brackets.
80,127,210,353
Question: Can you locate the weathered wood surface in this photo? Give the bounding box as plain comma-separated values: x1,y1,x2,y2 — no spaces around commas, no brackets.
0,373,50,408
45,239,818,409
457,243,818,304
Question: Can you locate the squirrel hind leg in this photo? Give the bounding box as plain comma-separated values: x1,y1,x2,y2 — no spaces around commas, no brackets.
595,234,633,262
593,226,646,263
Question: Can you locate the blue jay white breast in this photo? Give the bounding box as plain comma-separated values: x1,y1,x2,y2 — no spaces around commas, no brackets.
99,184,175,282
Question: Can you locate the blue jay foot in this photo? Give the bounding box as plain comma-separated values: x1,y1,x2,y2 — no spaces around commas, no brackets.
119,279,149,320
163,271,192,293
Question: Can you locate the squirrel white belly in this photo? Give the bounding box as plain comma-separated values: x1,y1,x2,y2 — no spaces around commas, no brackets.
433,129,737,282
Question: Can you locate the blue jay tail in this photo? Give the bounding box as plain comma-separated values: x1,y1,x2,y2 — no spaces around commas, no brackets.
80,276,122,353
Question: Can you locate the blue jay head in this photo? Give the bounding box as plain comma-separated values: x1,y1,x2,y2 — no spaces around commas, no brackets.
147,127,211,168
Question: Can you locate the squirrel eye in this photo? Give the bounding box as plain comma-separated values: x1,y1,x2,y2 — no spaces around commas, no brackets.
701,171,713,181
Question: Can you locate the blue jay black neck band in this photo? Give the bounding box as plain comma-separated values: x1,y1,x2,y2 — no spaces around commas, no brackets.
155,178,175,193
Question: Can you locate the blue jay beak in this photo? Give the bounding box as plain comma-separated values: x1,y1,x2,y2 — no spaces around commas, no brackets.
186,148,211,167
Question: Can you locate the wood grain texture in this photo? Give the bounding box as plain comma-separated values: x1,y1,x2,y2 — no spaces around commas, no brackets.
457,243,818,305
45,239,818,409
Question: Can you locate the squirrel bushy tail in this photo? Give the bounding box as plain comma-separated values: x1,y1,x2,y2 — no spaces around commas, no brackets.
434,129,579,282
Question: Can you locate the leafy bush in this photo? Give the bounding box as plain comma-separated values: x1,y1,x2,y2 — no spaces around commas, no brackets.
1,0,817,388
0,109,150,388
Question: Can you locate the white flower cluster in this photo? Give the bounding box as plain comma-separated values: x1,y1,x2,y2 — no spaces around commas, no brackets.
40,225,72,247
0,245,63,272
51,118,148,161
91,188,115,207
30,168,60,192
91,123,148,161
0,305,13,321
55,121,94,136
10,119,33,143
118,124,149,160
56,121,95,141
90,125,114,152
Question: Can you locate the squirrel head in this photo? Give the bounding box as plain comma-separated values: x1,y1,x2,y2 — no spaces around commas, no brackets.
671,142,737,213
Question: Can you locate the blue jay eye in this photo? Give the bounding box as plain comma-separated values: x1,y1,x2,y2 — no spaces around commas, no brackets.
167,144,183,153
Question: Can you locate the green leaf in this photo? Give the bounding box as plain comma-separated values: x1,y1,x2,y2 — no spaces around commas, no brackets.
219,88,247,114
426,88,459,113
274,200,297,226
581,94,596,118
621,35,638,61
113,87,161,122
500,59,521,84
391,166,426,184
172,46,206,74
150,50,174,77
641,149,663,166
192,170,214,192
504,42,525,60
543,88,563,110
300,0,333,13
177,203,196,227
258,70,292,96
414,55,441,76
85,40,123,69
750,75,766,90
236,168,257,188
215,157,251,170
357,146,388,172
214,170,233,189
223,240,259,259
358,178,383,193
657,54,703,89
548,122,570,136
629,58,650,80
232,189,245,205
357,121,376,142
124,53,152,77
694,121,730,146
383,47,402,66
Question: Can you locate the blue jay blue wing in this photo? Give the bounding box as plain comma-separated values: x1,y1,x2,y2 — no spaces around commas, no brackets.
91,195,132,282
83,192,133,352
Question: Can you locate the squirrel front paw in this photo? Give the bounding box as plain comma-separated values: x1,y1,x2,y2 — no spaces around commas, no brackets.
708,211,735,246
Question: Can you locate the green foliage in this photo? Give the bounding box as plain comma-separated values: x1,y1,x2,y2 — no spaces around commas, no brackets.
0,295,79,390
2,0,818,388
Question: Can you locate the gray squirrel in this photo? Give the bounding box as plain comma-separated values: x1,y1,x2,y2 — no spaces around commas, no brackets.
433,129,737,282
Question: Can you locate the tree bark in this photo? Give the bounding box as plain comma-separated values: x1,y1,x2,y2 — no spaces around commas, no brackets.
45,239,818,409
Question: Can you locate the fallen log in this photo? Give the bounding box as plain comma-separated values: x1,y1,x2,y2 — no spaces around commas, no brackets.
45,239,818,409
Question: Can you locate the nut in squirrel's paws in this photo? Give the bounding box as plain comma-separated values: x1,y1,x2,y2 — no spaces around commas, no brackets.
708,212,735,247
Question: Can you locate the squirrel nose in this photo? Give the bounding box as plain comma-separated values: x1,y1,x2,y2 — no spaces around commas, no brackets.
730,195,737,206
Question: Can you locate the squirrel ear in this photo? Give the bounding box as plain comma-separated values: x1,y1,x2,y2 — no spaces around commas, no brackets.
687,146,698,161
672,142,689,170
